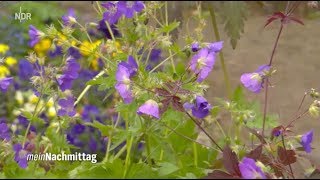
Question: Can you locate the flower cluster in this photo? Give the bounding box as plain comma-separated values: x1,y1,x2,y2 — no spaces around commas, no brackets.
102,1,145,25
57,57,81,91
115,55,138,104
189,41,223,82
57,96,76,117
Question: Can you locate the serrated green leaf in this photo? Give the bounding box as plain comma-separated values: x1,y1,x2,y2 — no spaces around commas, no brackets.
161,21,180,34
219,1,248,49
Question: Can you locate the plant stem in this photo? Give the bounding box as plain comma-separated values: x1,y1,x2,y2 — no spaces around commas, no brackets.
262,78,269,137
214,118,226,138
262,24,284,137
76,22,93,43
74,70,106,106
149,52,178,73
22,87,45,147
105,112,120,162
144,119,153,165
123,136,134,178
186,112,223,151
159,121,219,151
193,142,198,167
284,109,309,130
164,1,176,74
268,25,283,66
208,5,232,99
113,144,127,160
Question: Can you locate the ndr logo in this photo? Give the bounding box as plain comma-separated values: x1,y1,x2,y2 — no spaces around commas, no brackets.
14,7,31,22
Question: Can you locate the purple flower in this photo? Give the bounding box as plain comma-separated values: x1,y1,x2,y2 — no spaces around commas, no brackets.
62,8,77,26
57,96,76,117
0,123,10,141
48,45,63,58
207,41,223,53
82,105,100,122
28,25,44,47
89,138,98,152
114,56,138,104
240,65,270,93
102,2,123,25
191,42,200,52
189,48,217,82
301,130,313,153
71,124,86,134
117,1,145,18
115,57,138,104
98,20,120,39
13,143,30,169
68,47,82,60
150,49,162,62
239,157,266,179
57,57,80,91
0,77,13,93
184,96,212,119
18,60,34,80
115,69,133,104
137,99,160,119
119,55,138,78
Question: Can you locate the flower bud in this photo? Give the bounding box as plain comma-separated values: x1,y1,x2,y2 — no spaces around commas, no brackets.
15,91,24,105
309,100,320,118
89,22,98,27
25,52,38,64
310,88,319,98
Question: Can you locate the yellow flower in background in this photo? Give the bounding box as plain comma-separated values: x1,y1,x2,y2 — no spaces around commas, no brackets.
0,44,9,55
0,65,10,78
5,56,17,66
57,32,67,46
47,106,56,117
79,40,101,56
103,40,123,57
112,41,123,57
34,38,52,57
46,97,54,108
91,59,99,71
71,40,77,47
15,91,24,105
28,94,39,104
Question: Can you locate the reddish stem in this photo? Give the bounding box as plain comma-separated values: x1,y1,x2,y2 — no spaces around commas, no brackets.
262,24,284,137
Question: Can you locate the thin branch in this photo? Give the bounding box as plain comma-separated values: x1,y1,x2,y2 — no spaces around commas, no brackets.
185,112,223,151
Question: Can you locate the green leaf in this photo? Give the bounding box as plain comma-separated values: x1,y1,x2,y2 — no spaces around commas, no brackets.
85,120,115,136
219,1,248,49
69,160,124,178
161,21,180,34
86,73,116,91
126,162,157,178
158,162,180,177
21,111,45,126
